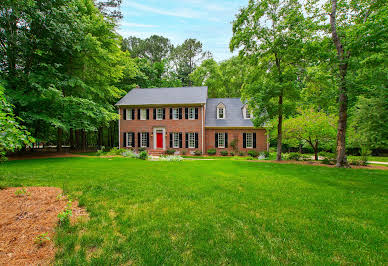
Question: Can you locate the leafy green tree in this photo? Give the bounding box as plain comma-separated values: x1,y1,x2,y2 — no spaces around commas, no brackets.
230,0,308,160
0,85,34,160
282,109,337,160
171,38,211,86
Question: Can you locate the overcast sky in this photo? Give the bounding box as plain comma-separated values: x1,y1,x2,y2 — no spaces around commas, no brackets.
118,0,249,62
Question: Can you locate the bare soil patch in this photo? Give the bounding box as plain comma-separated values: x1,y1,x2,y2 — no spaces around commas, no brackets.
0,187,87,265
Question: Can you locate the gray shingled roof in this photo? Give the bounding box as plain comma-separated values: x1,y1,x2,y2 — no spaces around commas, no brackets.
205,98,255,127
116,87,208,106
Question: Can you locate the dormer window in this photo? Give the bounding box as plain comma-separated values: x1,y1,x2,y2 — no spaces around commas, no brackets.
217,103,225,119
243,105,253,119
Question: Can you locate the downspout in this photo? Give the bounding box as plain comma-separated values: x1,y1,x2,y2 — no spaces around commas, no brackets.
202,103,205,153
118,107,120,148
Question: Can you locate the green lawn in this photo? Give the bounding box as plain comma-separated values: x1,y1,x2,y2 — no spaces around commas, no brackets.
0,158,387,265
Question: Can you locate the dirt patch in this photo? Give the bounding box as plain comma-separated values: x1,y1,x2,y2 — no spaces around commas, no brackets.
0,187,88,265
7,153,93,161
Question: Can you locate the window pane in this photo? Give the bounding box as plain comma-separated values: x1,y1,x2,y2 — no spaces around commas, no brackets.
127,133,132,147
218,108,224,119
189,133,195,148
157,108,163,120
246,133,253,148
173,133,179,148
173,108,179,119
218,133,225,148
141,133,147,147
140,109,147,120
189,108,195,119
127,109,132,120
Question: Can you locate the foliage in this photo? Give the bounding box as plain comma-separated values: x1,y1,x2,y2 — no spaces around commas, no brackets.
139,151,148,160
282,109,337,160
122,150,139,159
138,147,146,152
287,153,302,161
0,85,34,157
319,152,336,160
166,149,176,155
220,150,228,156
181,150,187,155
230,151,235,156
97,146,105,156
193,150,202,156
58,200,72,226
34,233,51,246
14,187,30,197
207,149,216,156
158,155,184,162
238,151,245,156
258,151,270,159
247,150,259,158
106,147,127,156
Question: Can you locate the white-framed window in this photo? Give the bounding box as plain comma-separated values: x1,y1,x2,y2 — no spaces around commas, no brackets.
141,132,148,147
126,109,132,120
246,133,253,148
156,108,163,120
217,103,225,119
243,105,253,119
172,108,179,120
140,109,147,120
173,133,180,148
188,107,195,120
188,133,195,148
127,133,133,147
218,133,225,148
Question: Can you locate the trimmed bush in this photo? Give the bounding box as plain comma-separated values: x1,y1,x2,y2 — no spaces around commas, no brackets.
230,151,235,156
319,151,335,159
258,151,270,159
194,150,201,156
247,150,259,158
139,151,148,160
138,147,146,152
220,150,228,156
238,151,245,156
166,149,176,155
181,150,187,155
349,159,367,166
207,149,216,155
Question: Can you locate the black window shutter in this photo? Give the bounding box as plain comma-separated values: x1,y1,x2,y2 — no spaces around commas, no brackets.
163,108,165,119
179,133,183,148
185,108,188,119
137,109,140,120
179,108,182,119
153,108,156,120
253,133,257,148
146,133,150,147
225,133,228,148
195,108,198,119
132,109,135,120
185,133,189,148
215,133,218,148
243,133,246,148
131,133,135,147
146,109,149,120
195,133,198,148
170,108,172,119
123,109,126,120
123,133,127,147
170,133,173,148
138,132,141,147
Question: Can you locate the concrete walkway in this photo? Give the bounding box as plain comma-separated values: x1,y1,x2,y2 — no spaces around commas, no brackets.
368,161,388,165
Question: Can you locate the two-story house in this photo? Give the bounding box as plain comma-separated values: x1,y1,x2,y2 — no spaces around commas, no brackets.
116,86,268,155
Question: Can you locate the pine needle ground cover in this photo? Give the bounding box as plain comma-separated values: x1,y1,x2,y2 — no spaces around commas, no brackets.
0,158,386,265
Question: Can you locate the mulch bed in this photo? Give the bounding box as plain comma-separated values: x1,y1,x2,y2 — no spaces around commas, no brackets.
7,153,91,161
0,187,87,265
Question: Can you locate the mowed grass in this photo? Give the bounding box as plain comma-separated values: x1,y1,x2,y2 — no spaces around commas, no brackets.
0,158,387,265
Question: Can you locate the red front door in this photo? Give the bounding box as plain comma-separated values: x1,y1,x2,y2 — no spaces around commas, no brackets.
156,132,163,148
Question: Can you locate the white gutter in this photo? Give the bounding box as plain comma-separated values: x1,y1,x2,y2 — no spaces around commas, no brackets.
118,108,120,148
202,103,205,153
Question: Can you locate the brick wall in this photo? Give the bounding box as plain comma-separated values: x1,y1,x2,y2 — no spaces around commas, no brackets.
204,128,267,155
119,106,205,153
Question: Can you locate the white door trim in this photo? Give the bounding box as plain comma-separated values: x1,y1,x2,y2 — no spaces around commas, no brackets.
153,127,166,150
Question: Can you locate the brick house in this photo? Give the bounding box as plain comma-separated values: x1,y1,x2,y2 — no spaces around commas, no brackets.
116,86,268,155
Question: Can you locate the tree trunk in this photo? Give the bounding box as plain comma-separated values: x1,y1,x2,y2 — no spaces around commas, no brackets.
299,143,302,154
75,129,80,150
330,0,349,167
314,140,319,161
110,124,114,148
69,128,74,150
57,128,63,152
276,95,283,161
81,129,87,152
97,127,103,149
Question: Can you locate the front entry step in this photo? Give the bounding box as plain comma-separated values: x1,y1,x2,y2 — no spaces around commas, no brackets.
148,149,165,156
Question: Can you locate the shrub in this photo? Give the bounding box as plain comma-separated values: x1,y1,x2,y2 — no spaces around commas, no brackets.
139,151,148,160
300,154,312,161
207,149,216,155
247,150,259,158
194,150,201,156
230,138,238,151
14,187,29,196
319,151,335,160
122,150,139,158
58,200,72,226
97,146,105,156
159,155,183,161
138,147,146,152
349,159,367,166
106,147,127,156
258,151,270,159
288,152,302,161
321,158,334,165
230,151,235,156
220,150,228,156
238,151,245,156
166,149,176,155
181,150,187,155
0,152,8,163
34,233,51,246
